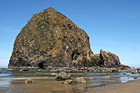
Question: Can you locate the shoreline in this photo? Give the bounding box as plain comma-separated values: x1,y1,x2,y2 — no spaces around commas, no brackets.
0,77,139,93
0,72,140,93
91,79,140,93
7,66,137,73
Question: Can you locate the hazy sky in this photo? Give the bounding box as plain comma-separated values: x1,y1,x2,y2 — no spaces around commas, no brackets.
0,0,140,67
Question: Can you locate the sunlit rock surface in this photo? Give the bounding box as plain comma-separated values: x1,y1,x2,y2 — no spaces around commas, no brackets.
8,7,123,70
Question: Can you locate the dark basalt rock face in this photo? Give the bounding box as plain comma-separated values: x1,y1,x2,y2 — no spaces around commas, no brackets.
9,7,93,69
71,49,121,68
8,7,122,70
100,49,121,67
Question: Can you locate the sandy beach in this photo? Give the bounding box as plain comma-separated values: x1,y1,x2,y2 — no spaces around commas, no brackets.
91,79,140,93
1,78,140,93
0,72,140,93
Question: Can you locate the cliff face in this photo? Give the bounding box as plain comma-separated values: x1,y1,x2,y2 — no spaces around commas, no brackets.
8,7,121,70
71,49,121,68
9,7,93,68
100,49,120,67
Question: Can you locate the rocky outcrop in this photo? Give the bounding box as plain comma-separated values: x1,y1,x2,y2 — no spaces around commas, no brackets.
25,79,33,84
8,7,92,69
56,72,71,81
8,7,124,71
100,49,120,67
71,49,121,68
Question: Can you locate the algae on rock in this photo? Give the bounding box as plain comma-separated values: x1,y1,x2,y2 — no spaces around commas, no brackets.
8,7,123,70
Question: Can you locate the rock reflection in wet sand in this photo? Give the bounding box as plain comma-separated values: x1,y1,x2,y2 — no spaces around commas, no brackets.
0,72,140,93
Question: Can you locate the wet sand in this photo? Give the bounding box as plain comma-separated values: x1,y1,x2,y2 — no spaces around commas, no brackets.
1,79,140,93
91,79,140,93
0,75,119,93
0,72,140,93
0,78,99,93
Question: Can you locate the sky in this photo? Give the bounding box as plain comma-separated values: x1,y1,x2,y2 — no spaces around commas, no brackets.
0,0,140,68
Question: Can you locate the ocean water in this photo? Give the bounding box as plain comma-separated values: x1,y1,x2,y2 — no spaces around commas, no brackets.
0,69,140,92
0,69,12,87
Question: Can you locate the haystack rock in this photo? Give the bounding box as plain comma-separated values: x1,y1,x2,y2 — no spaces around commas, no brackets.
8,7,122,70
